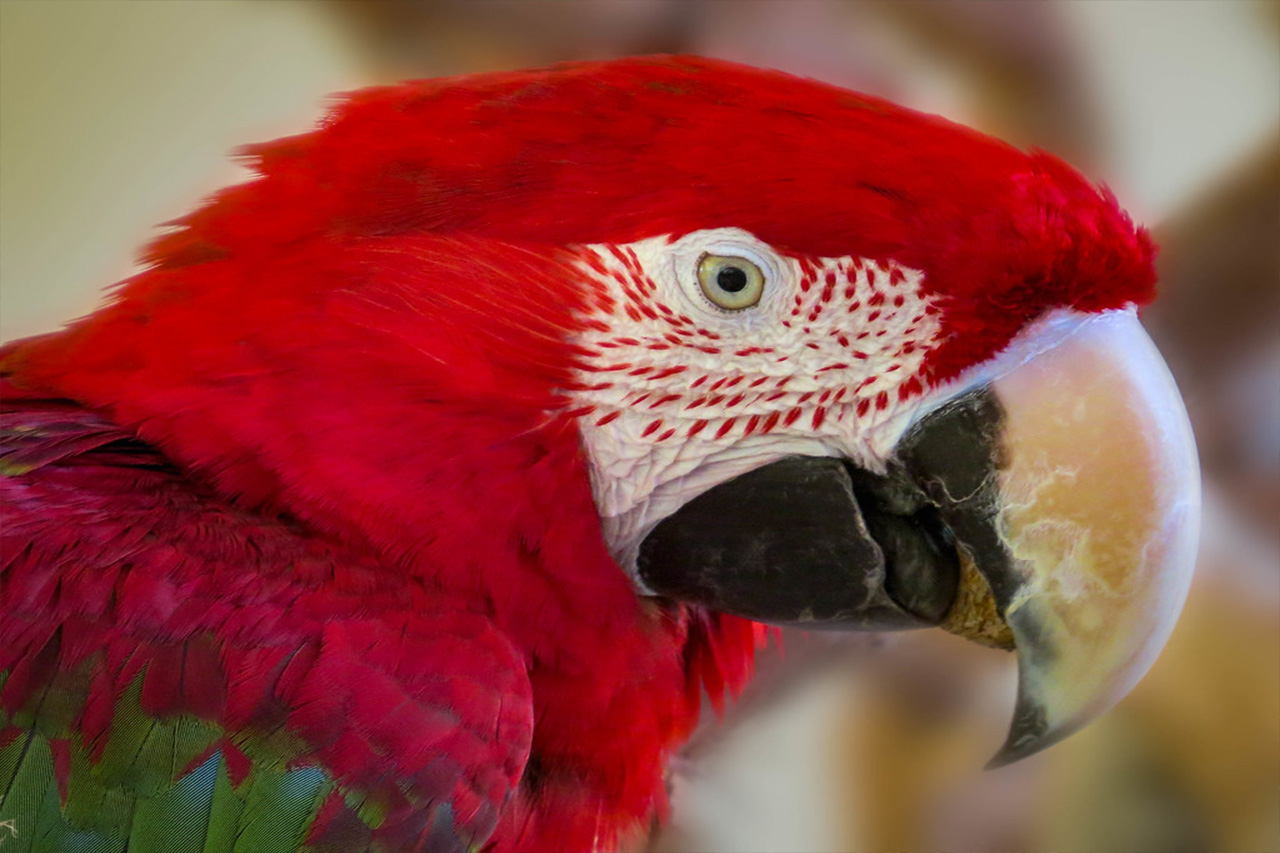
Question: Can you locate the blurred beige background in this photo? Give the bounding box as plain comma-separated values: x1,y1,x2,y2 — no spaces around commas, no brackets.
2,2,1277,851
0,0,361,341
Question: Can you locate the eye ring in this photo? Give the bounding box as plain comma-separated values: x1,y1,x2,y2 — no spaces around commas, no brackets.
697,254,766,310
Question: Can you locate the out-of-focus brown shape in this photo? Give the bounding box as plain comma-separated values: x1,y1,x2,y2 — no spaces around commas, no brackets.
327,0,1101,163
867,0,1100,165
1145,140,1280,536
329,0,694,80
1145,141,1280,387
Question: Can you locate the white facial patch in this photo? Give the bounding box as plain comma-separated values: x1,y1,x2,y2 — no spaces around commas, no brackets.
567,228,944,576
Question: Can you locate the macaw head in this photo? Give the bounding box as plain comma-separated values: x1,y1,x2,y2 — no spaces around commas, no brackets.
9,56,1199,765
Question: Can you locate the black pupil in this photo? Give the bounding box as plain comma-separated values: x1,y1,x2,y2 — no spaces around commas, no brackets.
716,265,749,293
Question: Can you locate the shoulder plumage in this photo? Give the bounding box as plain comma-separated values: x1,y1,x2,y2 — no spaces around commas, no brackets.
0,386,533,852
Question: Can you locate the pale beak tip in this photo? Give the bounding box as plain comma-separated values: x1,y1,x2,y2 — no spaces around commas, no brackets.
984,728,1053,771
985,741,1042,771
984,694,1074,769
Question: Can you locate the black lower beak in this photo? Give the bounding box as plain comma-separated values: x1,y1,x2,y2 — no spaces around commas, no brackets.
636,454,962,630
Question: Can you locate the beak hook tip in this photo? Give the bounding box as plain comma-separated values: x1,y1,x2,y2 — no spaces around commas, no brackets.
984,710,1080,770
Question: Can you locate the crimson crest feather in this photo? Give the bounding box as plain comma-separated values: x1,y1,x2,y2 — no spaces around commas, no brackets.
1,55,1164,852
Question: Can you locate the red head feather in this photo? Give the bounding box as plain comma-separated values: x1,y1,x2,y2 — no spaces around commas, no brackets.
150,55,1153,379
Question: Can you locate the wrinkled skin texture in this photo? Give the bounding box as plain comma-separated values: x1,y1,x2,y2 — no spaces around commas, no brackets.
0,56,1152,851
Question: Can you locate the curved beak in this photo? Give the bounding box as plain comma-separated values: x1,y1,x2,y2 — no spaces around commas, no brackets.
973,310,1199,765
892,308,1200,764
637,308,1199,765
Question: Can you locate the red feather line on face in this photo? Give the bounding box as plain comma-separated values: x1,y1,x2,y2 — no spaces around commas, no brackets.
567,238,945,451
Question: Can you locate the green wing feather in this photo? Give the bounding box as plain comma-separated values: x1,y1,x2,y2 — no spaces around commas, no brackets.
0,674,333,853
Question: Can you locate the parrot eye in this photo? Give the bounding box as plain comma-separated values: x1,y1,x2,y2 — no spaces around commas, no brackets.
697,254,765,310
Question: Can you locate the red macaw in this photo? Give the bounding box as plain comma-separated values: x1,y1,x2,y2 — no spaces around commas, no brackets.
0,56,1198,852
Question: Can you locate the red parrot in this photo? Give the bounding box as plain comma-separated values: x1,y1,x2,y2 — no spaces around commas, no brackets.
0,57,1198,852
